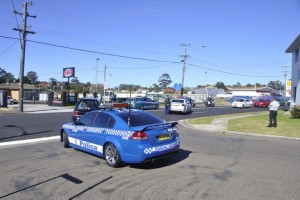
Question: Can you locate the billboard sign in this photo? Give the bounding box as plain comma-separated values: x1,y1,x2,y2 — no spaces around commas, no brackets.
63,67,75,78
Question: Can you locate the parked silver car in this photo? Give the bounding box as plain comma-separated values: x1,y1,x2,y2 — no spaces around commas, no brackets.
169,98,192,114
7,96,16,105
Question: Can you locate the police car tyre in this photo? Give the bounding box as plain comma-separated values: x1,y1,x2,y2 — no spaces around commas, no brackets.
104,143,121,168
63,132,70,148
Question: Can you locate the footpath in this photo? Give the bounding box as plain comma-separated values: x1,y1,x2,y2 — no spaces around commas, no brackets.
0,104,73,114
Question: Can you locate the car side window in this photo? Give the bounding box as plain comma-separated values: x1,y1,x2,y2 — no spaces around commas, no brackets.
93,113,116,128
78,112,97,126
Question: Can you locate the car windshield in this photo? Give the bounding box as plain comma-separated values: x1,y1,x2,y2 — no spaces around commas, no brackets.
172,99,184,103
117,111,163,126
237,99,245,102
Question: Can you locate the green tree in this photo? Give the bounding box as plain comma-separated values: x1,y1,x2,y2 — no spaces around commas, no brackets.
151,83,161,92
158,73,172,89
26,71,38,84
214,82,227,91
267,80,284,90
0,68,15,83
49,78,57,90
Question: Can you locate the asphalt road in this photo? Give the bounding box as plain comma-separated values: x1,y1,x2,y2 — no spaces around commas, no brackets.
1,105,299,199
0,124,299,199
0,105,267,143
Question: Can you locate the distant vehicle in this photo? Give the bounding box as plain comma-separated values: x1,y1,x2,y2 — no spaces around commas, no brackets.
61,109,180,167
204,97,215,107
7,96,17,105
126,97,159,110
169,98,192,114
253,99,271,108
183,97,195,107
72,98,100,122
232,98,253,108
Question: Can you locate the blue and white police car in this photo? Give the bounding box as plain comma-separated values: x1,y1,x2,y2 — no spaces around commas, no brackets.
60,108,180,167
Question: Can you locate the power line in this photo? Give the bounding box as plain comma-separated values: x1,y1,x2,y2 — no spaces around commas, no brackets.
0,35,284,78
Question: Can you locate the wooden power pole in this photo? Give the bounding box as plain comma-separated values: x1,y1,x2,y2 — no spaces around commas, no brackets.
13,2,36,112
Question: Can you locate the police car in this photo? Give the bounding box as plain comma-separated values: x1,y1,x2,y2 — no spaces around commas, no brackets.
60,108,180,167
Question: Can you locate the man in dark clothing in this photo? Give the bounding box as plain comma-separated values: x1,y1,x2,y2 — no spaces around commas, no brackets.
164,95,171,115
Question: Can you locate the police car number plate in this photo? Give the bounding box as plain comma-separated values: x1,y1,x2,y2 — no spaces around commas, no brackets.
159,134,170,141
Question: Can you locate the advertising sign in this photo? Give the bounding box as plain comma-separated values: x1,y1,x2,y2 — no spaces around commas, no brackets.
286,80,291,97
63,67,75,78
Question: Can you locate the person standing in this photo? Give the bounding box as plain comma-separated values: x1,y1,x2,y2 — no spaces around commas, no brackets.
164,95,171,115
267,98,280,127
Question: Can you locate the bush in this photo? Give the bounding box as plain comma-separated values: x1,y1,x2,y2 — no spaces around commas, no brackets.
290,105,300,119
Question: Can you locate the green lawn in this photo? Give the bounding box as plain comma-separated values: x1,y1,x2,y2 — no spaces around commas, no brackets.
188,111,300,138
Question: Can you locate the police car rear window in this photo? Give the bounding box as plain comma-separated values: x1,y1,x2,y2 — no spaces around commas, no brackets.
117,111,162,126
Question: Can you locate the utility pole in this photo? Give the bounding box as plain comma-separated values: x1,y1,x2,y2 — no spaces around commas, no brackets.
282,66,289,97
95,58,99,94
180,43,190,97
13,2,36,112
205,71,208,98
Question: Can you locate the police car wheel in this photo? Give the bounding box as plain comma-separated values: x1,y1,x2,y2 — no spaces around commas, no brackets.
63,132,69,148
104,143,121,168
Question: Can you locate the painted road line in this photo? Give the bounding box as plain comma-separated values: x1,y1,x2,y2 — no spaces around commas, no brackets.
0,136,60,147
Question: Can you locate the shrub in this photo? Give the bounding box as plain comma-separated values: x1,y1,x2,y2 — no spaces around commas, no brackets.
290,105,300,119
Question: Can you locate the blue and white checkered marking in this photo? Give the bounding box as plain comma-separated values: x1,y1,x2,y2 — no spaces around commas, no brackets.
143,138,180,155
63,124,133,140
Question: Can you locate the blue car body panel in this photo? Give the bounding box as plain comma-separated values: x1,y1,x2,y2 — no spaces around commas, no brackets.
61,109,180,164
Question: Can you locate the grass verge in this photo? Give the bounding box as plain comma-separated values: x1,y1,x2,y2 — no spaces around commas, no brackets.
188,111,300,138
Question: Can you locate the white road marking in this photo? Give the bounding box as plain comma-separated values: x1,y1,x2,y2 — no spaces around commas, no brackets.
0,136,60,147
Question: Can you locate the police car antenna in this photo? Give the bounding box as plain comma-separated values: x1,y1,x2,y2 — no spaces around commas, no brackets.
128,85,132,126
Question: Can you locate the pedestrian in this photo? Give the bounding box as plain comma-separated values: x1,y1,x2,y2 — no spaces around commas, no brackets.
164,95,171,115
267,98,280,127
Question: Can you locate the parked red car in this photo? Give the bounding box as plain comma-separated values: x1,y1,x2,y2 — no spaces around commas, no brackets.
253,99,271,108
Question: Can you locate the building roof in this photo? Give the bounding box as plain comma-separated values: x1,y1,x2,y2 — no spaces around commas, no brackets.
228,86,275,92
0,83,38,90
286,34,300,53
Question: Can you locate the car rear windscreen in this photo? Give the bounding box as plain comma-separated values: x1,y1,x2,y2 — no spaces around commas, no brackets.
118,111,163,126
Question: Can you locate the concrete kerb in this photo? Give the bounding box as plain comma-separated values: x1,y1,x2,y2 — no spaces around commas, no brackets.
180,113,300,141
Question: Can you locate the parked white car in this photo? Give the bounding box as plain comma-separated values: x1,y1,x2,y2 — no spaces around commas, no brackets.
232,98,253,108
169,98,192,114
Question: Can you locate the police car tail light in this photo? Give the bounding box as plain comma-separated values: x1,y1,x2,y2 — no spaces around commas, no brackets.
131,131,148,140
73,110,78,115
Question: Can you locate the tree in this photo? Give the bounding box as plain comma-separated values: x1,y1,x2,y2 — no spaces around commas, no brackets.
158,73,172,89
214,82,227,91
267,80,284,90
151,83,161,92
0,68,15,83
49,78,57,90
26,71,38,84
71,77,80,84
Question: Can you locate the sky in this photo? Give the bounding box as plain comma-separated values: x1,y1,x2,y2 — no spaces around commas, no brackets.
0,0,300,89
